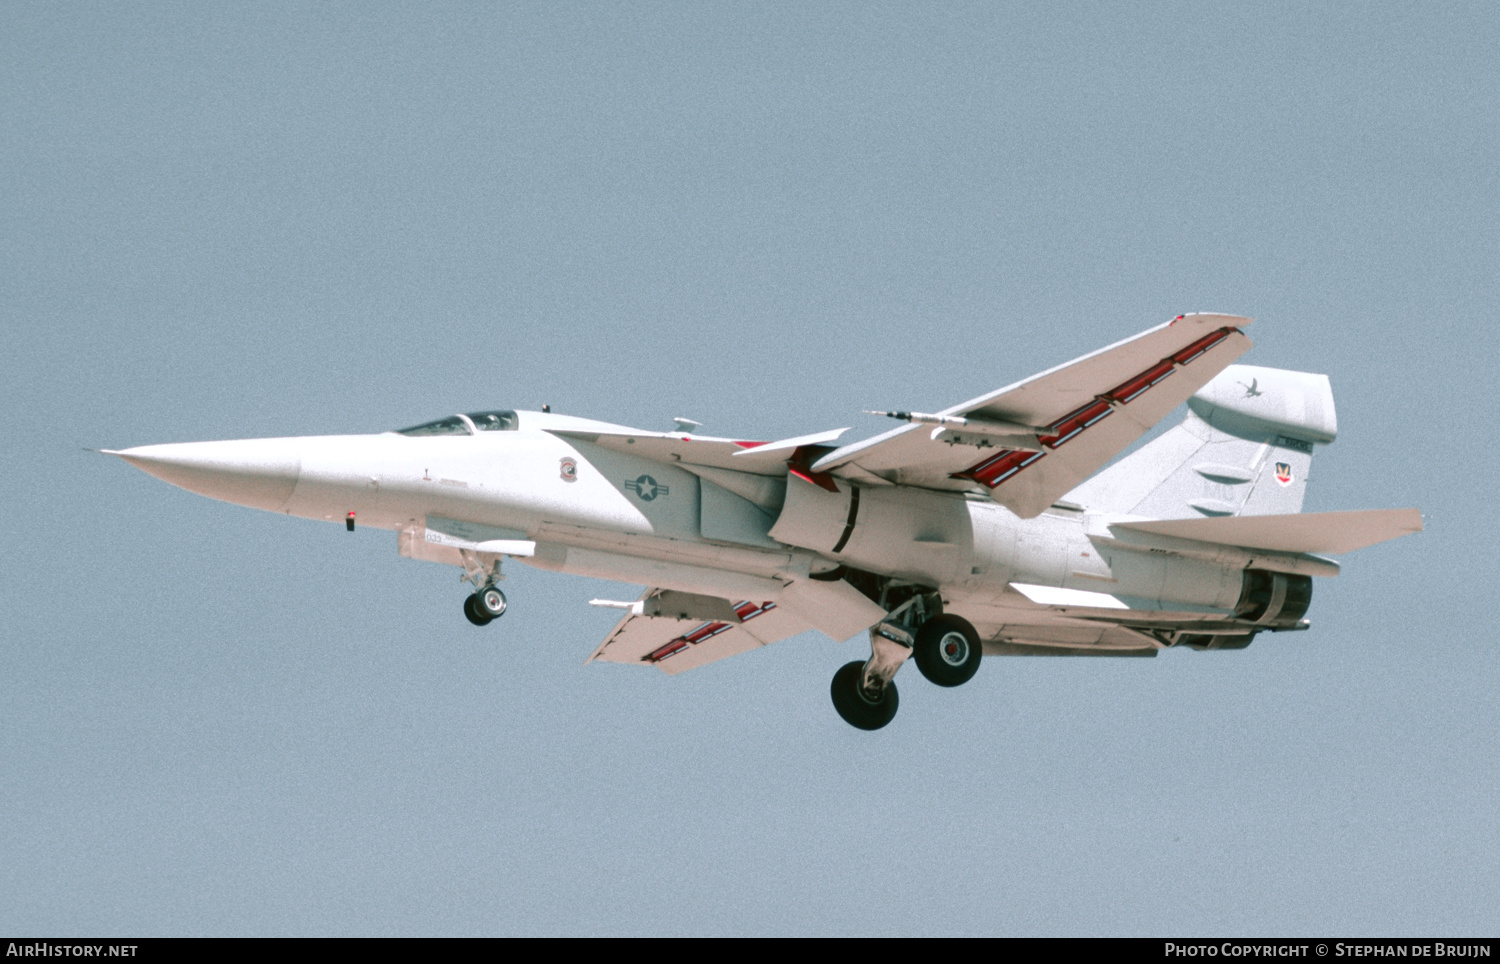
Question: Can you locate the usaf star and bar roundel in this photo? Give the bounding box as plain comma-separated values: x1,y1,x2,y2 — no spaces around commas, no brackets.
625,475,669,502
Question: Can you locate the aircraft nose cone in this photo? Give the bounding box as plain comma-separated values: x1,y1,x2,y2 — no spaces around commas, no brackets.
110,438,303,512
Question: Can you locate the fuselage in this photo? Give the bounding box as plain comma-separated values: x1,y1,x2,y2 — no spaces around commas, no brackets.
114,409,1280,642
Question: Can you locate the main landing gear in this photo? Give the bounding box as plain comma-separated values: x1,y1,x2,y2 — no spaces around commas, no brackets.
830,659,899,730
912,614,982,687
459,549,508,628
829,592,983,731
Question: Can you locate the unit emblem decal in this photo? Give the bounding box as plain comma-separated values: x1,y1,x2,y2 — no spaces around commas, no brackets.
625,475,669,502
559,457,578,483
1274,462,1293,486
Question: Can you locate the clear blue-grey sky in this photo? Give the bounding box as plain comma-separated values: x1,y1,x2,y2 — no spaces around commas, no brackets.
3,2,1496,936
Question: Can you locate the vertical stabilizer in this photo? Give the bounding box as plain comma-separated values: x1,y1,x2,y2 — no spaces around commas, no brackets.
1064,365,1336,519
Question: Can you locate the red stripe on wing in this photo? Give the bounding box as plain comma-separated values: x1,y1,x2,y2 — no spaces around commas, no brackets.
953,327,1239,489
643,602,777,663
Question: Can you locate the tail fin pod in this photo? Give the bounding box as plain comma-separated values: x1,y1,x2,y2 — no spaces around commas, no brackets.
1065,365,1337,519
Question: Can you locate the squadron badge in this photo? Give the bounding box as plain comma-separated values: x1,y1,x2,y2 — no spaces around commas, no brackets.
559,457,578,482
1274,461,1293,486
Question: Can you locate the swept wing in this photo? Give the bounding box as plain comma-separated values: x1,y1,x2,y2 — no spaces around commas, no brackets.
588,589,813,675
812,313,1253,518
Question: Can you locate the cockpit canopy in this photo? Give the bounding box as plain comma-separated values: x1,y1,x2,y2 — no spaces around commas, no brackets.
396,410,519,436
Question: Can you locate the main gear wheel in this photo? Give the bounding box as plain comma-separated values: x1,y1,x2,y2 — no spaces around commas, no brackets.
913,614,982,687
829,660,900,730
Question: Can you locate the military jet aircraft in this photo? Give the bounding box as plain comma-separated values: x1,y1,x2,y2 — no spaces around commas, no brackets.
108,314,1421,729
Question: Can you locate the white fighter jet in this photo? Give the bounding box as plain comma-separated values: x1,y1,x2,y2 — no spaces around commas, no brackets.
108,314,1422,729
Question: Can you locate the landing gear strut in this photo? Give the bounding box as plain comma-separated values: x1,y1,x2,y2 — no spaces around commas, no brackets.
829,595,925,730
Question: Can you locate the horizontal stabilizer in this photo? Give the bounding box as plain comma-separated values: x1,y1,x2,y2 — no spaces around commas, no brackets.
1112,508,1423,555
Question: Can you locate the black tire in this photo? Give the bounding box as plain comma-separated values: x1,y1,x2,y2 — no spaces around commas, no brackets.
476,586,508,619
463,594,493,626
913,614,982,687
830,660,899,730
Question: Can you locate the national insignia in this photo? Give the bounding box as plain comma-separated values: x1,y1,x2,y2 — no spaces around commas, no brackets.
625,475,669,501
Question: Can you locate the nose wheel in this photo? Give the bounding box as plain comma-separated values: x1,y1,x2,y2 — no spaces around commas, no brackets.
463,586,507,626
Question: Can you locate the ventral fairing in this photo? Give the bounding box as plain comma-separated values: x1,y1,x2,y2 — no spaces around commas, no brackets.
109,314,1422,730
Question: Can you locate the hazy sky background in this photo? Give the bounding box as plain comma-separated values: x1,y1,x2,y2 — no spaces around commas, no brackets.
4,2,1497,936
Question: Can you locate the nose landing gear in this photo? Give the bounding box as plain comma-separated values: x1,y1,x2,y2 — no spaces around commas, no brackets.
459,549,509,628
463,586,508,626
